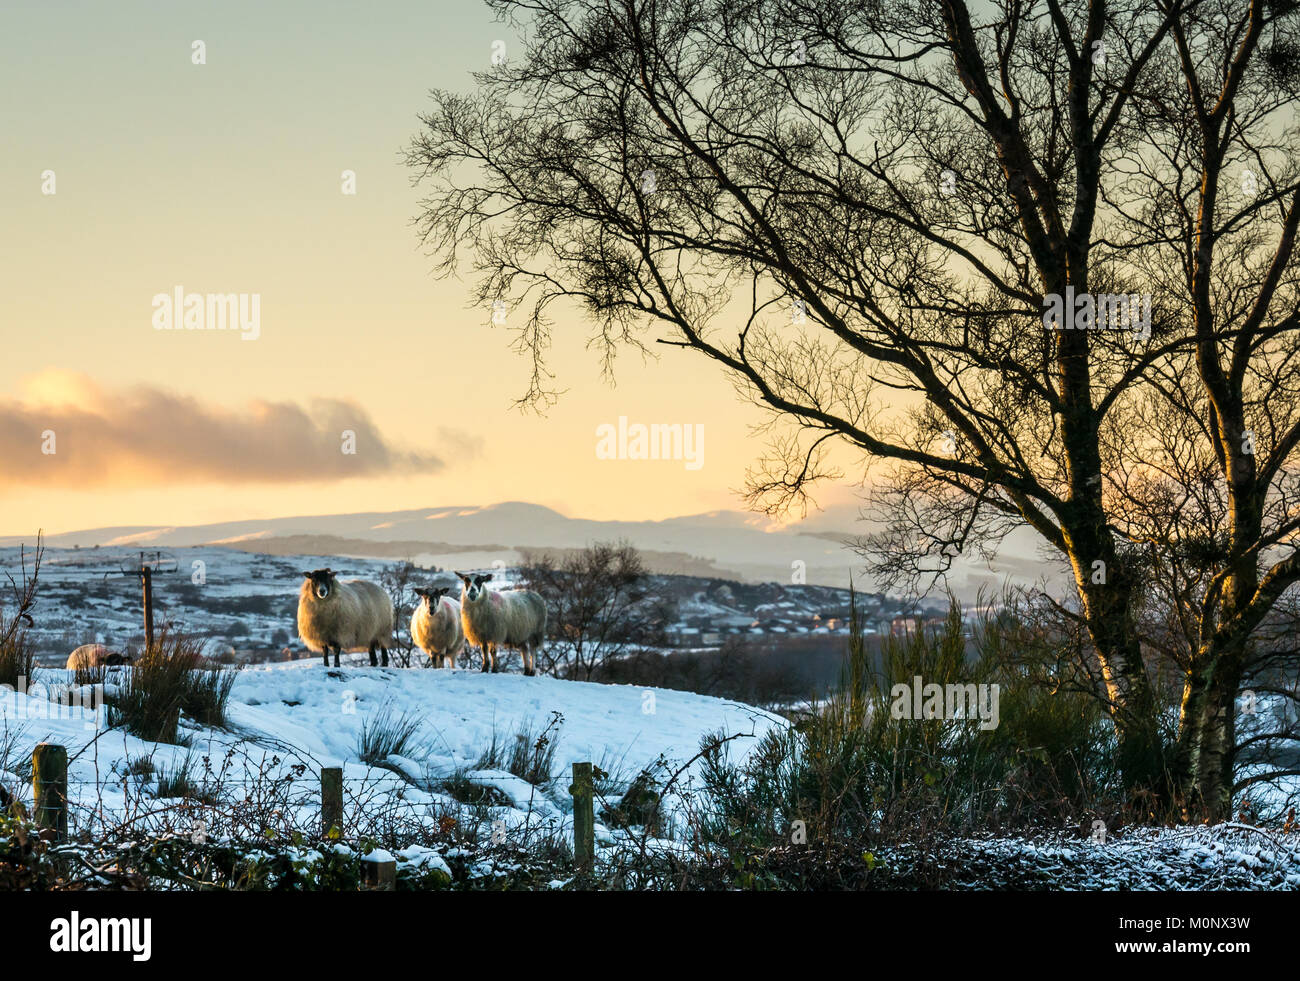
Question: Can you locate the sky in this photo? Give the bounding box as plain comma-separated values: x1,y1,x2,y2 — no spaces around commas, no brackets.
0,0,871,538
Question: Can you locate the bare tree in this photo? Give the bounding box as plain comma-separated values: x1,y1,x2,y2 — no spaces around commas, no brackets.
0,534,42,689
521,541,668,679
406,0,1300,816
379,560,422,668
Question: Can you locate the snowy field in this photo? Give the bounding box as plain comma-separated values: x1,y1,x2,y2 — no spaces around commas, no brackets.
0,657,786,852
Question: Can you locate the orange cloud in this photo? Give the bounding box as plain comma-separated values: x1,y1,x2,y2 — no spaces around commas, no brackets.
0,373,462,488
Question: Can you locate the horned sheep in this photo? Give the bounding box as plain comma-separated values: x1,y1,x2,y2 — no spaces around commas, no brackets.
456,572,547,676
297,569,394,668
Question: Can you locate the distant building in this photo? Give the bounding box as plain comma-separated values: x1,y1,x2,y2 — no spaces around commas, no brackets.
890,616,921,636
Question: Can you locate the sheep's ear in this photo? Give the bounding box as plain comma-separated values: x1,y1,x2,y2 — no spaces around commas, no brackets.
300,571,313,579
456,572,472,585
477,573,492,585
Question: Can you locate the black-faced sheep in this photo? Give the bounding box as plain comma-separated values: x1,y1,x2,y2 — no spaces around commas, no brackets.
411,586,464,669
297,569,394,668
456,572,547,676
66,644,132,670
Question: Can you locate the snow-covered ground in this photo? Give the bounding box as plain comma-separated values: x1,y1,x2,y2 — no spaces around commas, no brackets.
878,825,1300,890
0,658,785,848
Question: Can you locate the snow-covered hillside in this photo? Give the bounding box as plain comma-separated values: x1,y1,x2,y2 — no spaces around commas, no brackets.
0,659,786,848
0,544,914,667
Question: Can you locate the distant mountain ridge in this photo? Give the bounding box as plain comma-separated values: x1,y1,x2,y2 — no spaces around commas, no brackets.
0,501,1065,598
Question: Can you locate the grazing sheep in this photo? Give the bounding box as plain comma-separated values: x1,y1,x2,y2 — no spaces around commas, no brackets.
66,644,131,670
411,586,465,669
456,572,547,676
297,569,394,668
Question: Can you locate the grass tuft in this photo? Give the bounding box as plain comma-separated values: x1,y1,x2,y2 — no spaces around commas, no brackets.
357,701,425,765
109,627,235,743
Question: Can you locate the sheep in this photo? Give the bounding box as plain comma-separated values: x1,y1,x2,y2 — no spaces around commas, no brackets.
297,568,394,668
66,644,131,670
411,586,465,669
456,572,547,676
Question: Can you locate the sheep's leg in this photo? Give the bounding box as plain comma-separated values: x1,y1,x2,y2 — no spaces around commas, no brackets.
333,645,341,669
321,647,329,668
522,643,535,677
368,641,378,667
480,645,491,673
490,644,501,673
380,646,389,668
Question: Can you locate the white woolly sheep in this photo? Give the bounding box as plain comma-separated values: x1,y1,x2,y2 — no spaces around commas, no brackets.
297,568,394,668
456,572,547,676
66,644,131,670
411,586,465,669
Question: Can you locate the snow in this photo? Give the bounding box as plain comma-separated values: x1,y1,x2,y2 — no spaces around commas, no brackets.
876,824,1300,889
223,662,777,774
0,658,785,848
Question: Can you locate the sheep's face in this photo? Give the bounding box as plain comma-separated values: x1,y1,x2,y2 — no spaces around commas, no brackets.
457,573,492,603
302,569,336,601
415,587,448,611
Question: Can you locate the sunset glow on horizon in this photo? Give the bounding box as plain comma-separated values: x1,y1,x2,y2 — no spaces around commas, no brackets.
0,1,872,537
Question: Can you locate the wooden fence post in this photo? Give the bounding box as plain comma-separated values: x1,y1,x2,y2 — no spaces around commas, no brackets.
360,852,396,891
141,564,155,651
321,767,343,838
33,743,68,840
570,761,594,874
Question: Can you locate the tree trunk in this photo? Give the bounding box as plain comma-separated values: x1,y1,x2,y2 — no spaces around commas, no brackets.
1076,571,1167,800
1172,645,1242,821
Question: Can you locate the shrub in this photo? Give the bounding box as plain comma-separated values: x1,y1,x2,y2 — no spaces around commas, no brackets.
474,713,563,787
439,769,513,807
0,540,41,691
109,628,234,743
0,634,36,693
689,588,1119,877
357,702,424,765
123,756,155,779
506,713,562,788
155,752,217,803
183,664,238,727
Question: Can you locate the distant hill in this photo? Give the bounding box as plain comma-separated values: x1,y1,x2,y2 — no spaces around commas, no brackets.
0,501,1066,598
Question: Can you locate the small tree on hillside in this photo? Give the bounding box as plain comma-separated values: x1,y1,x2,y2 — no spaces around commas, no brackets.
379,560,421,668
521,541,670,680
